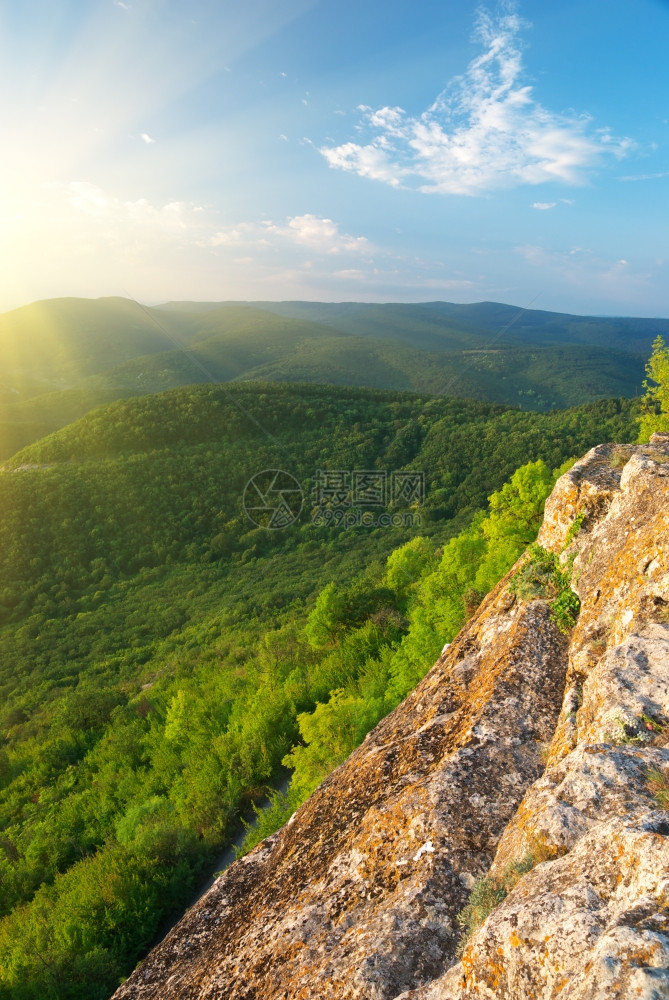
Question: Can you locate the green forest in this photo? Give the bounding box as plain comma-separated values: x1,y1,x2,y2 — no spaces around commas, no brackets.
1,296,663,460
0,374,644,999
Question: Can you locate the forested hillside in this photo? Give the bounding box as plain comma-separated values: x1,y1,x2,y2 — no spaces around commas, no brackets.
0,296,660,460
0,381,639,999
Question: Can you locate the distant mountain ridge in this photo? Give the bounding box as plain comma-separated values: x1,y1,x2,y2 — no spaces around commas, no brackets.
0,296,664,459
158,298,669,352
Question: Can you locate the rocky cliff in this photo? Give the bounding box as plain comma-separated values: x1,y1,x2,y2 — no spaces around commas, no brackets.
113,434,669,1000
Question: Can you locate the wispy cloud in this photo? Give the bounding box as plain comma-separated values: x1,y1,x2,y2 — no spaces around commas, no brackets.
3,176,378,304
209,214,370,255
140,132,156,144
62,181,196,235
55,192,371,260
514,243,656,307
321,4,632,196
532,202,556,210
619,171,669,182
269,214,369,253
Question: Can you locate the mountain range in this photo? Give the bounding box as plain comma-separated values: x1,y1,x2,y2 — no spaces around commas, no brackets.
0,296,664,460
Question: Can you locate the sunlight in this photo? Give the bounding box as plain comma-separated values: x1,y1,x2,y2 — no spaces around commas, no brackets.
0,0,318,310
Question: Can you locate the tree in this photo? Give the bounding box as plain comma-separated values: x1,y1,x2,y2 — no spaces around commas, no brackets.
383,536,437,608
475,459,554,592
282,689,384,800
639,336,669,441
303,583,347,649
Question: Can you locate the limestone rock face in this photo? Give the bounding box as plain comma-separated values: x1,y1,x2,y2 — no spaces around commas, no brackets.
403,812,669,1000
113,594,568,1000
113,434,669,1000
399,433,669,1000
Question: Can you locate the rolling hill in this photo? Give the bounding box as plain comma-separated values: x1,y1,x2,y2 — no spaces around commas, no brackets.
0,296,663,459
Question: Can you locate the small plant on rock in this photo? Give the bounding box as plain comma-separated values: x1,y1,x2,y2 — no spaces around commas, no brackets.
615,713,665,746
646,767,669,808
640,713,664,734
615,717,647,745
550,586,581,634
456,838,562,954
510,544,558,601
509,544,580,633
610,448,629,470
563,508,587,548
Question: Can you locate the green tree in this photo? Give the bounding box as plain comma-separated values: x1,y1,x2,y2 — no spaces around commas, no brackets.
303,583,346,649
282,689,384,800
383,536,437,608
639,336,669,441
474,459,555,592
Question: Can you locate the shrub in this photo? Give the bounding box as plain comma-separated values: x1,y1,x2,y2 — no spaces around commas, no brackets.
509,544,580,633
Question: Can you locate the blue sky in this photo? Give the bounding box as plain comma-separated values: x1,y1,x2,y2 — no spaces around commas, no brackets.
1,0,668,315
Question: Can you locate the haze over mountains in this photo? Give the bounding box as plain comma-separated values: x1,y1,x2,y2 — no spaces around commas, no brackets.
0,296,665,461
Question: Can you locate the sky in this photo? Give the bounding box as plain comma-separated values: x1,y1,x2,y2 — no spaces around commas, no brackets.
1,0,668,316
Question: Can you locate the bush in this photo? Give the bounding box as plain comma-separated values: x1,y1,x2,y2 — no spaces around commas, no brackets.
510,544,580,633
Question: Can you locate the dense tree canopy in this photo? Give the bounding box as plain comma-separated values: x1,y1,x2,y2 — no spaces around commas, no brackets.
0,382,639,999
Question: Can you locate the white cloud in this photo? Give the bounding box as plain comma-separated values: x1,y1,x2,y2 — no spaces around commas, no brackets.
60,182,199,238
532,202,556,210
140,133,156,144
321,5,632,196
333,268,366,280
208,225,255,247
66,181,110,215
273,214,369,254
209,214,371,255
0,171,380,307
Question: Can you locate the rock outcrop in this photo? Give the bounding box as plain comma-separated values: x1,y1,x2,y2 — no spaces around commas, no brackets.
113,434,669,1000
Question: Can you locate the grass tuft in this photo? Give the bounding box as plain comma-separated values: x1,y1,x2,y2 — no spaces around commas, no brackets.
646,767,669,808
456,839,562,953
